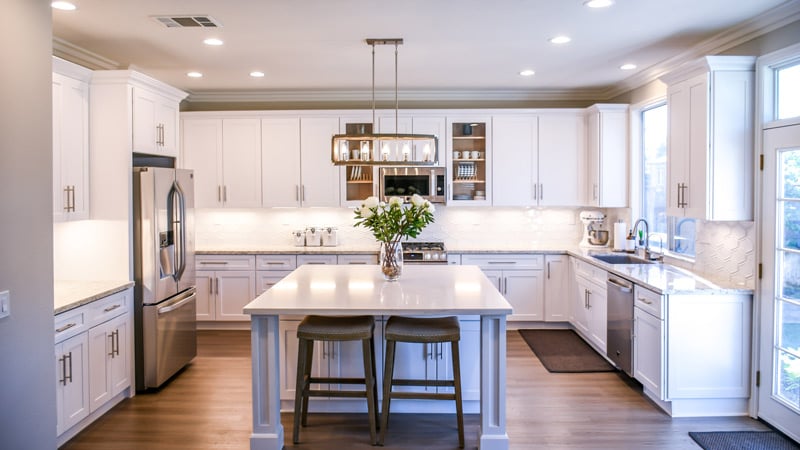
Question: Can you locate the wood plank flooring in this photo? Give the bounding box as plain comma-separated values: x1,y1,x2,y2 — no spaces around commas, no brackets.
60,330,770,449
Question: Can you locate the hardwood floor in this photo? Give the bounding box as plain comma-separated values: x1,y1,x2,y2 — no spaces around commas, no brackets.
61,330,769,449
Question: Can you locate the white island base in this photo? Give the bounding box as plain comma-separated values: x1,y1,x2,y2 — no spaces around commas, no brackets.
245,265,513,450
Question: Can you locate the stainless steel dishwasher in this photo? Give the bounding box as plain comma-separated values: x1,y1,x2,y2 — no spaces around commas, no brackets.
607,274,633,375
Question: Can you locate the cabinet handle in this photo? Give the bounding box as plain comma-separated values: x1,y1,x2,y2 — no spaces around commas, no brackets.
215,277,220,295
301,185,306,202
488,261,515,265
265,261,285,266
208,278,214,295
56,322,77,333
200,261,229,265
637,296,653,305
424,343,432,360
305,262,327,265
108,332,116,357
58,355,67,385
69,185,75,212
503,277,508,295
533,183,537,201
540,183,543,200
103,304,121,313
65,351,73,384
348,261,367,265
223,185,227,202
114,329,120,357
587,289,592,309
547,261,551,279
436,342,443,360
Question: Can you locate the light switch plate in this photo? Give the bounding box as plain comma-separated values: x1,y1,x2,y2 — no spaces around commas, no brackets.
0,290,9,319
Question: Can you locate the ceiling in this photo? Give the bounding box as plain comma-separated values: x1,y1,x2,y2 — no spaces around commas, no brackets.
52,0,799,103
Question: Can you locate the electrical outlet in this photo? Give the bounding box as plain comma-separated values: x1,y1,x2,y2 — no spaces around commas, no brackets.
0,290,9,319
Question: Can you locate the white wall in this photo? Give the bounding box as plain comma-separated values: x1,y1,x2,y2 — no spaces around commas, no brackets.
0,0,57,448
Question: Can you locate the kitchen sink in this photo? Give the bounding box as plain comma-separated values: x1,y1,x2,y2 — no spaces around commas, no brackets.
591,253,654,265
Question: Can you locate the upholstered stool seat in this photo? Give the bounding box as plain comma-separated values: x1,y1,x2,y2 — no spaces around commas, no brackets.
379,315,464,448
293,315,379,445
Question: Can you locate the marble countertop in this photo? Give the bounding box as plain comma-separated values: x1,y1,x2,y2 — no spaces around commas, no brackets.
54,280,135,315
244,264,513,316
196,244,380,255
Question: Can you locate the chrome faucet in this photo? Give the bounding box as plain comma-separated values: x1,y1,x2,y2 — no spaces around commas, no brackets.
633,218,662,261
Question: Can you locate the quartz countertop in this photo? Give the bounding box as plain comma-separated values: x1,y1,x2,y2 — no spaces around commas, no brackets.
54,280,135,315
196,244,380,255
244,264,513,316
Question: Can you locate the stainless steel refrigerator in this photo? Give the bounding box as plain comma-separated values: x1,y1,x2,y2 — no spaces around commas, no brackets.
133,167,197,390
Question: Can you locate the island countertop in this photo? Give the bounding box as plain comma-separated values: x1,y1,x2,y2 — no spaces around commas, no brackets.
243,264,513,316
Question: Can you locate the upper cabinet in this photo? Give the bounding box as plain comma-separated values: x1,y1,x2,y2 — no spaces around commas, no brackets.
181,117,262,208
447,116,492,205
300,117,341,207
132,87,181,157
492,115,538,206
340,115,378,207
661,56,755,221
262,117,302,207
52,58,91,221
585,104,628,208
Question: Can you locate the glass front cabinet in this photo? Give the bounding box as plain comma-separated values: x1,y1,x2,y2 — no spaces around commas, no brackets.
339,117,378,207
447,117,491,205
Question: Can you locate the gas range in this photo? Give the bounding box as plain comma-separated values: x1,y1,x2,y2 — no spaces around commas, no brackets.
401,242,448,264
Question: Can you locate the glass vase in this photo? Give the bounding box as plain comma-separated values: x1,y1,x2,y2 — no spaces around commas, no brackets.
379,242,403,281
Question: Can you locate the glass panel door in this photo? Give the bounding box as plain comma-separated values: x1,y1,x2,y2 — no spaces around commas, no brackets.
760,123,800,442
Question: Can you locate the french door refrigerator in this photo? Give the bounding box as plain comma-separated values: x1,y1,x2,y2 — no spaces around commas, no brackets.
133,167,197,390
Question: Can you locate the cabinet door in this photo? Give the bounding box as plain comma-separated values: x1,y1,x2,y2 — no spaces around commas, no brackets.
279,319,326,400
633,307,664,398
585,111,601,206
586,283,607,352
108,313,131,397
88,323,112,411
262,117,301,207
455,320,481,401
132,87,158,153
544,255,570,322
328,320,383,394
222,119,262,207
685,74,709,219
389,340,437,394
666,80,690,217
447,117,492,205
300,117,341,206
482,269,503,293
195,271,215,320
492,115,537,206
504,269,544,321
215,270,256,321
52,73,89,221
571,276,591,336
538,114,582,206
56,333,90,436
182,118,223,208
156,99,179,156
256,271,292,295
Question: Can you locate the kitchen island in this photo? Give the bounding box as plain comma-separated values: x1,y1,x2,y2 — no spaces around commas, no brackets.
243,264,513,450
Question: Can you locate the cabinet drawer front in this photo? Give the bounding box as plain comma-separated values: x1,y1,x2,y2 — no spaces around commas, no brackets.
297,254,338,265
55,309,87,344
87,289,131,326
573,258,607,285
337,254,378,265
197,254,256,271
461,254,543,270
256,254,297,271
634,286,663,319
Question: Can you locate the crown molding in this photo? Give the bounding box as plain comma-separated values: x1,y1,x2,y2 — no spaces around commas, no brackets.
183,88,609,104
52,37,119,70
603,0,800,99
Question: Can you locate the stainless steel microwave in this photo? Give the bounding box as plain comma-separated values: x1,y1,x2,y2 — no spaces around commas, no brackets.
379,166,446,204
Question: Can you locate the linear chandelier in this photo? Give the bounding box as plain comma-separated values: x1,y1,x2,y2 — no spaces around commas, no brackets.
331,38,438,166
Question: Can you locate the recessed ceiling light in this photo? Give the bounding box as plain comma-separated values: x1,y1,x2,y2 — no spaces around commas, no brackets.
203,38,223,46
51,1,77,10
187,72,203,78
583,0,614,8
250,71,265,78
549,36,571,45
519,70,536,77
620,63,637,70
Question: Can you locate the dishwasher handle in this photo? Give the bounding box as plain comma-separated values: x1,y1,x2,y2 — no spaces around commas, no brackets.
607,276,632,293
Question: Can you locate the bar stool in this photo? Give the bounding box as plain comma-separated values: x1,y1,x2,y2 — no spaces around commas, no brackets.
379,315,464,448
293,315,379,445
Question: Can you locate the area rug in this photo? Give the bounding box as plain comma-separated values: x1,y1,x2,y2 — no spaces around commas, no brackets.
689,431,800,450
517,329,615,373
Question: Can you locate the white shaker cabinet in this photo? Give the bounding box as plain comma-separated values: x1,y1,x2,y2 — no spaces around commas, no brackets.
538,113,584,207
262,117,302,207
661,56,755,221
544,255,570,321
300,117,341,206
88,311,130,413
52,58,91,221
462,254,544,321
584,104,628,208
633,286,664,399
196,255,256,321
132,87,180,157
55,332,90,436
182,117,262,208
492,115,538,206
570,257,607,352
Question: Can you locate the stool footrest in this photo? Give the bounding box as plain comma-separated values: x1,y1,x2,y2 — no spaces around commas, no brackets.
388,391,457,401
308,389,369,398
308,377,369,385
391,379,455,388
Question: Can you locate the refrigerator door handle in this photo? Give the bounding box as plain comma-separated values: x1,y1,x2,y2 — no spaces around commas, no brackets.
171,181,187,281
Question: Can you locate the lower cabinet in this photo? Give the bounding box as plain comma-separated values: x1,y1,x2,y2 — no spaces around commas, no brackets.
633,288,664,398
462,254,544,321
544,255,569,321
55,287,132,443
570,258,607,352
196,255,256,321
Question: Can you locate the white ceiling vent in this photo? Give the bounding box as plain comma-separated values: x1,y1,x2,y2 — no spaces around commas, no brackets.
152,15,223,28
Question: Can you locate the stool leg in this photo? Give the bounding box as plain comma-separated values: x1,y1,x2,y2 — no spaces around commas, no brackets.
293,337,310,444
370,336,380,430
378,339,397,446
300,339,314,427
362,338,378,445
451,340,464,449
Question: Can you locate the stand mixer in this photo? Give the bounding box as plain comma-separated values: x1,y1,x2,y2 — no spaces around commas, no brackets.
579,210,609,247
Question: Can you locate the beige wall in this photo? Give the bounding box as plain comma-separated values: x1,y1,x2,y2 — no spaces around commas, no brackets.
0,0,57,448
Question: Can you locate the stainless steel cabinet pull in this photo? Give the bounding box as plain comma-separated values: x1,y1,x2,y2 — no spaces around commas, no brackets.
103,304,121,313
348,261,367,265
424,343,432,360
56,322,76,333
586,289,592,309
547,262,551,279
200,261,229,265
108,332,116,357
114,330,120,357
488,261,515,265
637,296,653,305
306,262,327,265
223,185,227,202
301,185,306,202
65,351,73,384
265,261,284,265
215,278,220,295
436,343,443,359
540,183,543,200
58,355,67,385
533,183,537,201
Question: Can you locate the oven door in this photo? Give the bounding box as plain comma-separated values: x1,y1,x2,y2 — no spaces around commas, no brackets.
142,287,197,388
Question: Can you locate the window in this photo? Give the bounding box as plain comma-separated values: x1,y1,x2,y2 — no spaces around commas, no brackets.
640,102,696,257
777,61,800,120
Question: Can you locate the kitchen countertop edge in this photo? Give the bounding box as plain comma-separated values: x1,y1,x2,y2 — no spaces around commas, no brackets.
55,280,135,316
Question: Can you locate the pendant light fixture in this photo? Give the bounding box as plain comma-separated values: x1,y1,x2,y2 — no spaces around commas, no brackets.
331,39,438,166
